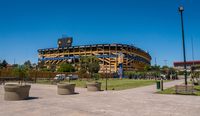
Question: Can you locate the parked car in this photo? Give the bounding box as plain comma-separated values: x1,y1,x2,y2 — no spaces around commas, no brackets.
66,74,79,80
54,74,66,81
160,74,166,80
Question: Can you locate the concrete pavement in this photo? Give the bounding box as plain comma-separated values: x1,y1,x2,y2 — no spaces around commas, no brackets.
0,80,200,116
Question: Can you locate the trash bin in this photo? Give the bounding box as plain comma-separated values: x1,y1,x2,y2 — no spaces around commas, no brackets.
156,81,160,89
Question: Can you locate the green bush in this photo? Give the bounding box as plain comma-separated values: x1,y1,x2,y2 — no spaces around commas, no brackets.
57,63,75,72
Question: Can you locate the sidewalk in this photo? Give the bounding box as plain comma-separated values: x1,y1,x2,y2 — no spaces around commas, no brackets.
0,80,200,116
128,79,184,94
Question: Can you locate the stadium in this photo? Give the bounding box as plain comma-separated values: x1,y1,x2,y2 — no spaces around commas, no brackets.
38,37,151,73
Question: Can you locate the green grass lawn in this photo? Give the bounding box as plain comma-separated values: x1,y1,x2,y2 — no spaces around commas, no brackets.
157,85,200,96
36,79,52,84
73,79,157,90
36,79,157,90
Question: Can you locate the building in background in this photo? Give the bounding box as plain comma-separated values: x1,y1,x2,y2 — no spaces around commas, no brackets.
174,60,200,72
38,37,151,73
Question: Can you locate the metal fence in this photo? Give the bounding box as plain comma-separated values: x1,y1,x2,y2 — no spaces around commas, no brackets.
0,69,77,79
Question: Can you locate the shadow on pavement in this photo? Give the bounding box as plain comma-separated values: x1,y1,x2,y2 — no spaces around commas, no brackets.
26,97,41,100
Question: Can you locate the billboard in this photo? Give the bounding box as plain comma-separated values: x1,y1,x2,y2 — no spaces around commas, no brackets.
57,37,73,48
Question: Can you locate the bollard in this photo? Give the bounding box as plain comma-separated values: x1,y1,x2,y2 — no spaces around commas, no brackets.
160,79,163,91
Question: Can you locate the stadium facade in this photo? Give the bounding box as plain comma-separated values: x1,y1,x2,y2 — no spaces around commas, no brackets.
38,37,151,73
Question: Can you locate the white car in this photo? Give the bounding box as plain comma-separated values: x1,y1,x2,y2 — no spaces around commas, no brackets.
160,74,166,80
54,74,66,81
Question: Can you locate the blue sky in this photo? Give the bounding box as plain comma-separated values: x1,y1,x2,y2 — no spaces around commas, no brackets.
0,0,199,66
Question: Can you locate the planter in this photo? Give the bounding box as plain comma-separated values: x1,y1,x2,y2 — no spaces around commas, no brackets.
57,83,76,95
4,84,31,101
86,82,101,91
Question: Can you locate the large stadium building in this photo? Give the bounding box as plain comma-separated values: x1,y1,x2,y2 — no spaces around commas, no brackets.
38,37,151,73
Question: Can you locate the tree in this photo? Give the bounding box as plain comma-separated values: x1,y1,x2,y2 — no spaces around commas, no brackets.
151,65,161,71
79,56,100,80
0,60,2,69
88,62,100,74
12,64,19,68
48,64,56,72
191,65,200,84
1,60,8,68
161,66,169,74
38,61,45,69
78,68,88,80
32,63,37,69
57,63,75,72
144,65,151,72
24,60,32,69
12,65,29,84
79,56,90,70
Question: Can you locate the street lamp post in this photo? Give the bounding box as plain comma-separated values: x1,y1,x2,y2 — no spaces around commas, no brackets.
178,6,187,85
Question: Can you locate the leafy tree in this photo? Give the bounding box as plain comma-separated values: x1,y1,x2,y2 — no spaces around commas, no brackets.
161,66,169,74
1,60,8,68
144,65,151,72
40,68,52,72
49,64,56,72
79,56,90,70
57,63,75,72
24,60,32,69
151,65,161,71
38,61,45,69
32,63,37,69
88,62,100,75
78,68,88,80
162,65,169,70
0,60,3,69
79,56,100,80
12,64,19,68
12,65,29,84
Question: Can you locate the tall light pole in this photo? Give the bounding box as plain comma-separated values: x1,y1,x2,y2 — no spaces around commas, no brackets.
155,57,157,66
164,60,168,66
179,6,187,85
191,37,195,65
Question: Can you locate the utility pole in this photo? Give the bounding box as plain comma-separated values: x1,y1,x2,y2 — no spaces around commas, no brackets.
155,57,157,66
164,60,168,66
191,37,195,65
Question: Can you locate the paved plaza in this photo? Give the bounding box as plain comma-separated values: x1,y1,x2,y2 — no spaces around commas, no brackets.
0,80,200,116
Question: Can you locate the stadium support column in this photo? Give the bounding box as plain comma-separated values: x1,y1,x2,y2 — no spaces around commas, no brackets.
109,44,111,74
115,44,117,74
79,47,81,70
118,63,123,80
118,52,124,80
90,45,92,56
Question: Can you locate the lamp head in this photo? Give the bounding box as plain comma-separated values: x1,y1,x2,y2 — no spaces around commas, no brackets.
179,6,184,12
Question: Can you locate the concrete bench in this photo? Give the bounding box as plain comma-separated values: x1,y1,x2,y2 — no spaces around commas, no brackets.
175,85,194,94
0,80,5,85
51,80,60,85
